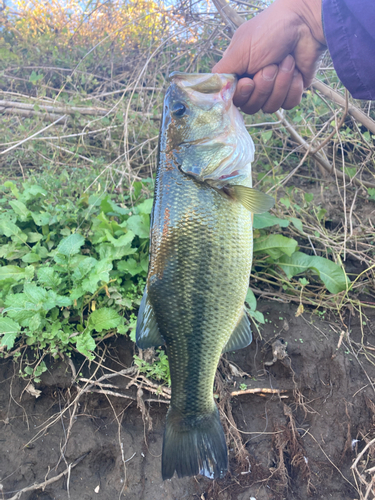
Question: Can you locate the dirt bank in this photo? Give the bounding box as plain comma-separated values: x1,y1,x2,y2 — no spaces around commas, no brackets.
1,300,374,500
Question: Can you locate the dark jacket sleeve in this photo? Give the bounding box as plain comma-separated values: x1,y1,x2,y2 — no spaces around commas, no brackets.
322,0,375,100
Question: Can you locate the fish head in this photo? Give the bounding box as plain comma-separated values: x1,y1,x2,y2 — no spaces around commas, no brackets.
161,72,254,187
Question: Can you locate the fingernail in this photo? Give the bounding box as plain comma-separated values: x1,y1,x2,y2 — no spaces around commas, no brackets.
262,65,278,81
240,82,254,97
280,55,294,72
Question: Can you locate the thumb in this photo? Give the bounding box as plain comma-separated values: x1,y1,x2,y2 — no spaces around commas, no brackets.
212,47,234,74
212,33,250,75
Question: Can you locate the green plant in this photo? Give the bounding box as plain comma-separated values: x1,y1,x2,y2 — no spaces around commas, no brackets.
134,349,171,387
0,176,152,360
252,213,350,295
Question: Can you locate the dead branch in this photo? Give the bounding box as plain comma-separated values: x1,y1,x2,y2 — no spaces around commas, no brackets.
313,80,375,135
0,99,155,122
6,453,88,500
231,388,288,396
0,105,68,124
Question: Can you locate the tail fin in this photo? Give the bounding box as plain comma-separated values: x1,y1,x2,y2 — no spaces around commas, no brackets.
162,405,228,480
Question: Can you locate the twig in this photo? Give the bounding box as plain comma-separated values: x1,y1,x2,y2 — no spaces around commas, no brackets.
0,115,66,155
231,387,288,396
300,428,357,490
0,106,67,124
88,388,136,400
6,454,88,500
352,438,375,471
212,0,244,33
0,99,155,118
311,89,349,154
313,80,375,135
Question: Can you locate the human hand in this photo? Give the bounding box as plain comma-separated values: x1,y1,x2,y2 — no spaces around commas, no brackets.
212,0,327,114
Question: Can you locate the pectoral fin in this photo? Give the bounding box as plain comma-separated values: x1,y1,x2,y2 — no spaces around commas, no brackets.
231,185,275,214
136,287,165,349
222,310,252,353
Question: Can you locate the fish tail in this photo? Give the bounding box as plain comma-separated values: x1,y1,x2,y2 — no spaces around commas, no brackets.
162,404,228,480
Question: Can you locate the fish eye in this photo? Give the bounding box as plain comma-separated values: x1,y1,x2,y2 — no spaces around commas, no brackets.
171,102,187,118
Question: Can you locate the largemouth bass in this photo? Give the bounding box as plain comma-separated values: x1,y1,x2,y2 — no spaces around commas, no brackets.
136,72,274,480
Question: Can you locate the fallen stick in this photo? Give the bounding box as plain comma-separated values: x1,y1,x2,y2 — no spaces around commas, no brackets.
231,388,288,396
6,453,88,500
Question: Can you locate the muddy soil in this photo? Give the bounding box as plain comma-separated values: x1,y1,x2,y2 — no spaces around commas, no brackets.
1,300,374,500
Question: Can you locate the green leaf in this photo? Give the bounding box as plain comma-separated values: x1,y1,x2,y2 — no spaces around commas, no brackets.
104,229,135,248
99,243,137,261
279,197,291,209
81,259,112,293
0,265,26,282
29,313,42,332
249,310,265,324
27,232,43,243
22,253,42,263
253,234,298,259
0,317,21,349
0,219,20,237
136,198,153,215
32,212,52,226
299,277,309,286
88,308,122,332
57,233,85,257
253,213,289,229
44,290,72,309
261,130,272,143
118,258,145,277
289,217,304,233
304,193,314,204
76,332,96,359
29,70,44,84
70,286,85,301
344,167,356,179
37,267,62,289
245,289,257,311
100,197,128,215
72,257,97,281
277,251,350,294
24,283,48,305
126,214,150,239
9,200,30,221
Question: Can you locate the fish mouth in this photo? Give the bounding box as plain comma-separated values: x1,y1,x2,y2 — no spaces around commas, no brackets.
169,72,237,104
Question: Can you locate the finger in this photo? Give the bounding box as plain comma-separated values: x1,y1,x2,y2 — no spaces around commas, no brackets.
240,64,278,115
261,55,295,113
282,69,304,110
233,78,255,108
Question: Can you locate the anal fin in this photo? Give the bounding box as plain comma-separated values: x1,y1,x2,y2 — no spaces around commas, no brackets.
136,287,165,349
222,310,252,353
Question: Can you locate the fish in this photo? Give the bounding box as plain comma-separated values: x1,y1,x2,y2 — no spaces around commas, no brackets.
135,72,274,480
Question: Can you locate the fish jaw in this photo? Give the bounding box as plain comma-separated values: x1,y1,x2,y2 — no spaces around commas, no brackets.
164,72,254,188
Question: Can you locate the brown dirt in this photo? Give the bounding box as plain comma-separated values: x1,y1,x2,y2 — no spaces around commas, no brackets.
1,300,375,500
